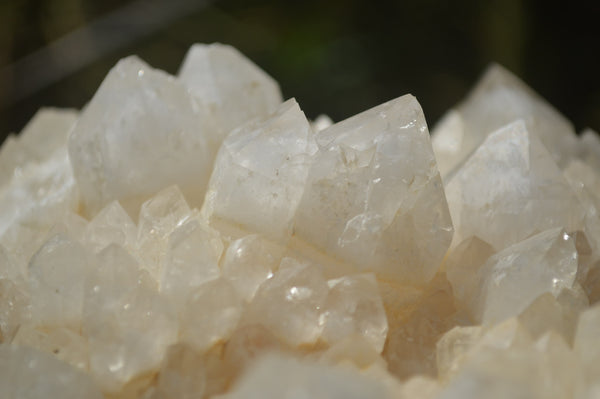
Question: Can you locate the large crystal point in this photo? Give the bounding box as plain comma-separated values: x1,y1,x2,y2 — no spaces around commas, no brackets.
469,228,578,324
445,120,584,251
68,56,217,217
179,43,283,136
0,344,103,399
202,99,317,241
0,108,77,185
83,244,177,393
432,64,578,178
293,95,453,284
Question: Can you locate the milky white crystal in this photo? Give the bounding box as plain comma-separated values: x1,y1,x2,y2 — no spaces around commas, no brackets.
0,344,103,399
2,42,600,399
68,56,216,217
179,43,283,136
202,98,316,241
470,228,578,324
445,120,584,251
293,94,453,284
432,64,578,178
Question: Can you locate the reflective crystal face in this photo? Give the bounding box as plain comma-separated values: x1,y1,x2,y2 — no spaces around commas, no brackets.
3,43,600,399
293,94,453,284
445,120,585,251
432,64,578,179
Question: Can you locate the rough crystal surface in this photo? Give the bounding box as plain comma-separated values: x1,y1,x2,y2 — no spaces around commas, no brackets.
68,56,216,217
432,64,578,178
445,120,584,251
3,43,600,399
179,43,283,136
293,94,453,284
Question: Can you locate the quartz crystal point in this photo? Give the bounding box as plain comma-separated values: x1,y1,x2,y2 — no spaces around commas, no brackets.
28,234,93,329
0,107,77,185
202,98,317,241
68,56,217,217
243,259,329,347
445,120,584,251
293,94,453,284
4,43,600,399
83,244,177,393
321,273,388,353
0,344,103,399
469,228,578,325
432,64,578,178
179,43,283,136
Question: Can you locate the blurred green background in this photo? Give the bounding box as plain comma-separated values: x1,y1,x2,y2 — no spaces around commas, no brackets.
0,0,598,138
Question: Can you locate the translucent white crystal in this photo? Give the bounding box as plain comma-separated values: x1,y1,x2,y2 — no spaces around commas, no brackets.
136,185,193,280
445,120,584,251
293,94,453,284
83,200,137,254
180,278,242,352
221,234,283,301
432,64,578,178
12,325,89,370
83,244,177,392
0,344,103,399
162,218,222,309
0,107,77,186
202,98,317,240
225,354,389,399
244,259,328,347
470,228,578,324
574,304,600,396
68,56,217,217
0,146,78,264
179,43,283,136
321,273,388,353
445,236,495,313
28,234,93,329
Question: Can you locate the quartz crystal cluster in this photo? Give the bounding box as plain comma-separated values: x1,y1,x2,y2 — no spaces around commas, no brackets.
1,43,599,398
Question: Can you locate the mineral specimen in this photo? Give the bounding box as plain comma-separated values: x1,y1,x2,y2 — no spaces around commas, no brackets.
0,43,598,399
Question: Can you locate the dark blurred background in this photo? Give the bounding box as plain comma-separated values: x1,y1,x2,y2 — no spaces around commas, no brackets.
0,0,599,139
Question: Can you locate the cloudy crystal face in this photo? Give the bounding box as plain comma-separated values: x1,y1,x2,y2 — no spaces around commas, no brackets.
68,56,217,218
470,228,578,325
202,98,317,241
432,64,578,179
293,94,453,284
445,120,585,251
179,43,283,136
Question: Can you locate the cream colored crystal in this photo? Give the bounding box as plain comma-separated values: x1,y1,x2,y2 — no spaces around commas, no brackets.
293,94,453,284
0,107,77,186
0,344,103,399
445,120,584,251
221,234,283,301
180,278,242,352
179,43,283,136
83,244,177,393
470,228,578,325
162,218,222,309
83,200,137,254
224,354,389,399
202,98,316,241
68,56,216,217
432,64,578,178
28,234,93,329
243,259,328,347
322,273,388,353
